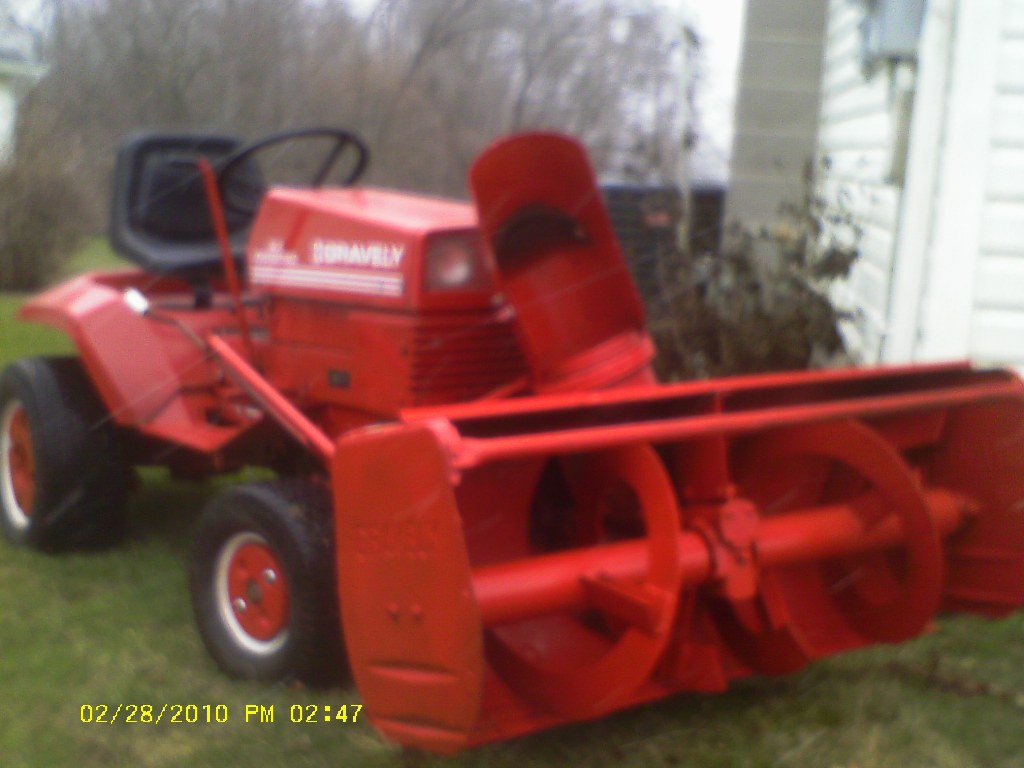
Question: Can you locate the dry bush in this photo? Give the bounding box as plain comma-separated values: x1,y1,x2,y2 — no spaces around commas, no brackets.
648,181,860,380
650,238,851,380
0,160,85,291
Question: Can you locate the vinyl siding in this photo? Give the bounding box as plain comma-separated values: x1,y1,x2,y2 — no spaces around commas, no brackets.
815,0,903,362
724,0,828,225
969,0,1024,367
0,85,14,165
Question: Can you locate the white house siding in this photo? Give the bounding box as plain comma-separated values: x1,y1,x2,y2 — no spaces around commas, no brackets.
815,0,906,362
0,52,43,167
724,0,828,227
969,0,1024,368
882,0,955,362
0,85,14,165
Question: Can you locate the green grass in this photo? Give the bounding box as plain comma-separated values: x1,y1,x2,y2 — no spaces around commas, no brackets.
56,237,126,278
3,245,1024,766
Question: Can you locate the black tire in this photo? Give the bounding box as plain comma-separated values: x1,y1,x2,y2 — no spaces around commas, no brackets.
189,479,342,685
0,356,130,550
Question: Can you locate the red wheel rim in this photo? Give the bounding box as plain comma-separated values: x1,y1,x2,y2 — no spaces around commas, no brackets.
1,402,36,527
217,533,290,648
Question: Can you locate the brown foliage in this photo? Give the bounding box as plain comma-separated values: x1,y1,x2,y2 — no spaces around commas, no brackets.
0,157,85,291
649,241,851,380
0,170,83,291
647,185,860,379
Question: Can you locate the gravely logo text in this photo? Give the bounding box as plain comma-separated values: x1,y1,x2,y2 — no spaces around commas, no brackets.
311,239,406,270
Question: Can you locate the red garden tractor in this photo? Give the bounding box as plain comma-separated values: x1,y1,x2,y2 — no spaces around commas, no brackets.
3,127,1024,752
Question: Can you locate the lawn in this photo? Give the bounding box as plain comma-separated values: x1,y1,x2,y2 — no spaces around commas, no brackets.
2,243,1024,767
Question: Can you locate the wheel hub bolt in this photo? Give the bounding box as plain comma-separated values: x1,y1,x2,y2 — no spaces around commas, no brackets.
263,568,277,584
233,597,247,614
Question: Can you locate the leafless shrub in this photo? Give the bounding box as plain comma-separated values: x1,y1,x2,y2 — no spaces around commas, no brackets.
0,158,85,291
649,170,860,379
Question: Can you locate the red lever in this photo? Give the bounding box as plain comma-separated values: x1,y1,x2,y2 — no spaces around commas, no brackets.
197,156,256,361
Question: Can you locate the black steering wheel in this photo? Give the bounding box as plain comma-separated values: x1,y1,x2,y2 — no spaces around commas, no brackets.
216,126,370,215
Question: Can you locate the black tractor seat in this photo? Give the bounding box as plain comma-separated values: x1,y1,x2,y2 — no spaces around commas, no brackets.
109,133,262,283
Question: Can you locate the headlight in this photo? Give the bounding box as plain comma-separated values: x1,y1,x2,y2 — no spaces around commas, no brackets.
424,233,490,292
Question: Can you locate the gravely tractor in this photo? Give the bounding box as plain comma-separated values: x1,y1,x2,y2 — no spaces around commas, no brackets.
3,128,1024,752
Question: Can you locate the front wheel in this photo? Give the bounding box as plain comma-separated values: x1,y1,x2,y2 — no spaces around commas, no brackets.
189,479,341,684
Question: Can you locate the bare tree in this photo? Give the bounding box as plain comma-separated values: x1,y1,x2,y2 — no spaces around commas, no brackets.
360,0,690,194
12,0,691,226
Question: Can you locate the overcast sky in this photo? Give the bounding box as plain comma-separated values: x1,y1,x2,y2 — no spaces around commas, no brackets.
675,0,746,182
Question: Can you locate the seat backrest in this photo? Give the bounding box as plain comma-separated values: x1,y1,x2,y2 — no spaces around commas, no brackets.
109,133,262,280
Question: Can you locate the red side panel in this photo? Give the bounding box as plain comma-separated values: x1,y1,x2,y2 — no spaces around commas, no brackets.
928,399,1024,615
332,424,484,753
18,271,252,453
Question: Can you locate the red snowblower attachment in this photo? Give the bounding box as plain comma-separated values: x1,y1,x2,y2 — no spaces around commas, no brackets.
331,135,1024,751
6,127,1024,754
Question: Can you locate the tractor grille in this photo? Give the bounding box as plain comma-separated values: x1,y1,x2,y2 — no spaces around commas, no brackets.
408,313,527,405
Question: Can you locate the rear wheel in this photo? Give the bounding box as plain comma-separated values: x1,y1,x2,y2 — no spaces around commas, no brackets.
0,357,130,550
189,479,341,684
